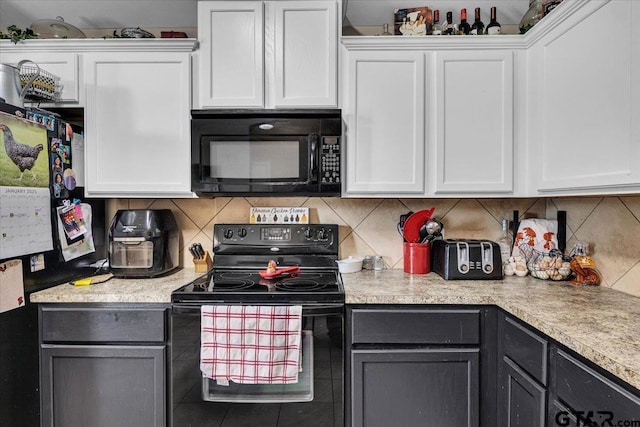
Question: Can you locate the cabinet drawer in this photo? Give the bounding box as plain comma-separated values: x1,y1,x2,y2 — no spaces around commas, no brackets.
502,314,548,385
554,349,640,421
350,308,480,345
40,306,167,343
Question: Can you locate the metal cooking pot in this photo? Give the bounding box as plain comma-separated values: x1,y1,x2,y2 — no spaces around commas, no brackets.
0,60,40,107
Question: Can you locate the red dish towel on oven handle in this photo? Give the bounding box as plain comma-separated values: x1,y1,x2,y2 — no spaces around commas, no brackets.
200,305,303,384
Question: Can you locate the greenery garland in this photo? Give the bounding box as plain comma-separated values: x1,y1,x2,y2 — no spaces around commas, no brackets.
0,25,39,43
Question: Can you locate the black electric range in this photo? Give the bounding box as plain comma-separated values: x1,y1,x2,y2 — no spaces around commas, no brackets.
172,224,344,305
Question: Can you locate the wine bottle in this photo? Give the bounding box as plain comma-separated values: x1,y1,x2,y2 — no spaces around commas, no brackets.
470,7,485,35
431,9,443,35
496,219,513,271
486,6,501,35
458,9,470,35
443,11,458,35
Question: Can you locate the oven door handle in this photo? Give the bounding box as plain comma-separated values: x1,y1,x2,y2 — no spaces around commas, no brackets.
172,303,344,317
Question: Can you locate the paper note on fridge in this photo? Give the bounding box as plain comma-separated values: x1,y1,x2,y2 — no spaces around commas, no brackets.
0,259,25,313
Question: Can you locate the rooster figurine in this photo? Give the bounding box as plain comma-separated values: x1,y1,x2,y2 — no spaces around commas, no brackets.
0,123,44,181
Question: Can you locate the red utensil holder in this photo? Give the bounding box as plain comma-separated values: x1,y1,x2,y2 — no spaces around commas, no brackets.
403,242,431,274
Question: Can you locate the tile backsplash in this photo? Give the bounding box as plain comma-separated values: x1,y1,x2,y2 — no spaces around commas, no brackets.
108,195,640,298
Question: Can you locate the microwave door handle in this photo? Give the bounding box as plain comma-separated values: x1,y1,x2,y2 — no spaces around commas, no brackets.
309,134,319,182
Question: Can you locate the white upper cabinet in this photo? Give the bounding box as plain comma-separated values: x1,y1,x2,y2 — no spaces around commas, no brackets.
197,1,264,108
526,0,640,195
196,0,338,109
432,50,514,195
344,50,426,195
271,1,338,107
342,39,518,197
83,46,194,197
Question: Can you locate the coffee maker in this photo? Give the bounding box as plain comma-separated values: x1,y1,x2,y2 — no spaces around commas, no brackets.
108,209,179,278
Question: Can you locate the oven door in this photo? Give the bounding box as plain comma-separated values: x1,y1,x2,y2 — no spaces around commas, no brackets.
202,329,314,403
171,303,344,426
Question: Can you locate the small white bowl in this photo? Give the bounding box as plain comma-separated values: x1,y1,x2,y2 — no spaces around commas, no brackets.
336,256,364,274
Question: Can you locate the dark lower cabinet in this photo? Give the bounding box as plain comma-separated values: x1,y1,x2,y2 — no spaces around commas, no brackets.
497,311,548,427
38,303,640,427
548,345,640,427
499,357,546,427
38,304,169,427
346,306,486,427
351,348,479,427
497,309,640,427
40,344,166,427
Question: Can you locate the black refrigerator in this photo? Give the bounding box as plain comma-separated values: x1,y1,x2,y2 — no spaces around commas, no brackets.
0,101,107,427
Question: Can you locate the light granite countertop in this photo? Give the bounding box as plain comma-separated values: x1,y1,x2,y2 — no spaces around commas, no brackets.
343,270,640,391
29,268,203,304
30,268,640,390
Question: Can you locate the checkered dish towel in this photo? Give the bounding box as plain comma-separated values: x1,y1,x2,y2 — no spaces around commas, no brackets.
200,305,303,384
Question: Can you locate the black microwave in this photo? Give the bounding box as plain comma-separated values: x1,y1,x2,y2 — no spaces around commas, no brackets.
191,109,342,197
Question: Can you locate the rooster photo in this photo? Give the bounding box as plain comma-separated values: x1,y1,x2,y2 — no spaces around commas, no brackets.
0,111,49,188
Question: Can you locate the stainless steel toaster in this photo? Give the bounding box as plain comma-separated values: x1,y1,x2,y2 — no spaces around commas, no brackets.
431,239,503,280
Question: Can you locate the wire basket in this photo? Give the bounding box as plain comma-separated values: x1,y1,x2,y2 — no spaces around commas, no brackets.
19,61,62,102
519,246,572,281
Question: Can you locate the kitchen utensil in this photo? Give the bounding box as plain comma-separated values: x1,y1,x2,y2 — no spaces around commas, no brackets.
402,208,435,243
258,265,300,279
421,219,443,243
194,243,204,259
188,245,198,259
397,211,414,241
336,257,364,273
30,17,86,39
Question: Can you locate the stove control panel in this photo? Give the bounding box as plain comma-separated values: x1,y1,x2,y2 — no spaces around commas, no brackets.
214,224,338,254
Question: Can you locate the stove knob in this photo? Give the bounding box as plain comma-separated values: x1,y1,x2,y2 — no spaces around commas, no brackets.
224,229,233,239
237,228,247,238
304,228,314,239
318,228,328,240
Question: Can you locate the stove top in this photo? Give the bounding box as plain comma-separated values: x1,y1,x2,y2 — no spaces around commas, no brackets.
172,223,344,305
172,268,343,304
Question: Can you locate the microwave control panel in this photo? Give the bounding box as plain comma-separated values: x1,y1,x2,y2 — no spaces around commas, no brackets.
321,137,340,184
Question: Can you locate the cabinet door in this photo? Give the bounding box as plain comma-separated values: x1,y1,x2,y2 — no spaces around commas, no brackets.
83,51,192,197
351,348,479,427
345,51,426,195
528,0,640,194
197,1,264,108
40,344,166,427
551,348,640,424
433,50,514,194
271,1,337,107
498,357,546,427
1,52,80,104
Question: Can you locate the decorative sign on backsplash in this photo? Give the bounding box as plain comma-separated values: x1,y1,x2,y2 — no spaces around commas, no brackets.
250,207,309,224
